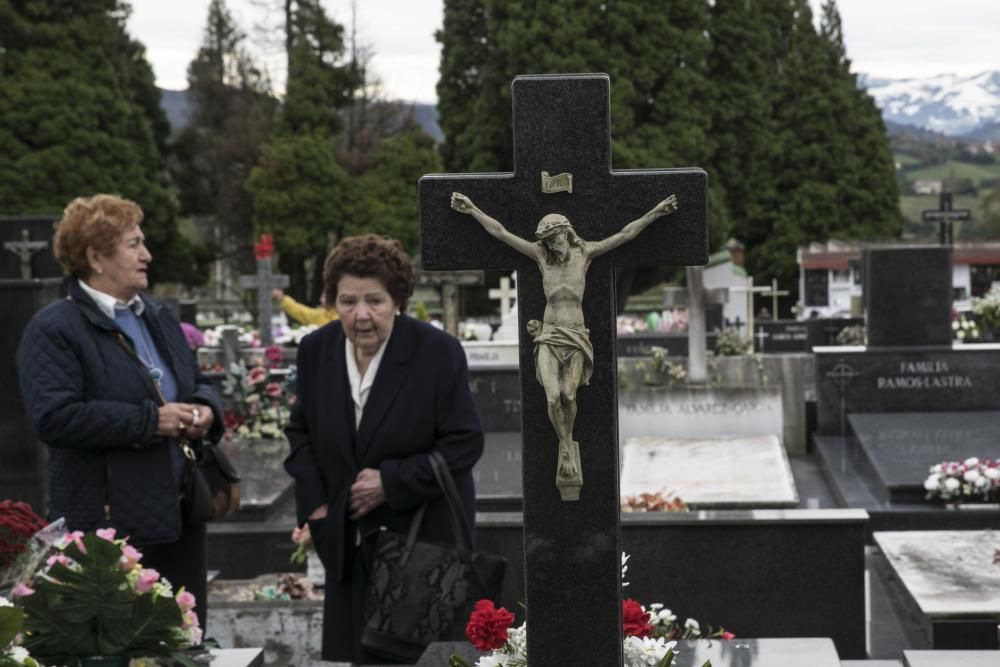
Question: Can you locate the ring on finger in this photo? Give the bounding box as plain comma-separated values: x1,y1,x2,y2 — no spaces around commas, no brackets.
178,421,187,431
192,408,200,423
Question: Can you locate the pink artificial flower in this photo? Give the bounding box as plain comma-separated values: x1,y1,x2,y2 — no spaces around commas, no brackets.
187,626,204,646
265,345,283,364
182,609,200,629
46,553,71,569
176,589,197,613
135,568,161,593
12,582,34,597
120,545,143,570
95,527,117,541
247,367,267,385
722,631,736,640
181,322,205,351
265,382,283,397
61,530,87,554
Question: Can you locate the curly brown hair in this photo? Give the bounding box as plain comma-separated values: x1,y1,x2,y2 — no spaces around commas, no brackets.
52,194,144,278
323,234,415,312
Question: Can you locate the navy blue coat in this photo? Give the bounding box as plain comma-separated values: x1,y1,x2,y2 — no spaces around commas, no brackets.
16,279,224,544
284,314,484,661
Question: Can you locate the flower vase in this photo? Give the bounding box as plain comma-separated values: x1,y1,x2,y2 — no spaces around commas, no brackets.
78,656,130,667
306,551,325,587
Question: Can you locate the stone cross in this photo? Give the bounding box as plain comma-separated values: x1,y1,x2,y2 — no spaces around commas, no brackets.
662,267,728,384
488,274,517,317
238,258,289,346
3,229,48,280
730,277,772,347
761,278,789,319
419,74,707,666
414,269,483,336
754,325,771,352
922,192,970,246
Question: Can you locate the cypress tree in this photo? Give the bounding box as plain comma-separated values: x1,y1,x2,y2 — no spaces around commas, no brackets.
173,0,276,276
0,0,202,284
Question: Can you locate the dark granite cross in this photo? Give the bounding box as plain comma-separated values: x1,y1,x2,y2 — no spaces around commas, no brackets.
238,258,289,346
922,192,971,246
419,74,707,666
3,229,48,280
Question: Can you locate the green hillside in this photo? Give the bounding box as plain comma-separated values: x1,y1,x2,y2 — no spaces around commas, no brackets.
905,160,1000,186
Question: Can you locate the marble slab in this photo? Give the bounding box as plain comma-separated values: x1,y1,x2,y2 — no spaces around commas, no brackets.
473,432,522,499
463,340,519,368
668,638,840,667
904,650,1000,667
851,412,1000,499
620,435,798,508
875,530,1000,617
206,648,264,667
219,437,293,520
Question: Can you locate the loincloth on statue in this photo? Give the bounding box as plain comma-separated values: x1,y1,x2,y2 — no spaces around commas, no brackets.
527,320,594,387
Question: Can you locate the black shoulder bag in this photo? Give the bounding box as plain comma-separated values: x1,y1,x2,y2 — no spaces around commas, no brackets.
361,451,506,662
110,330,241,523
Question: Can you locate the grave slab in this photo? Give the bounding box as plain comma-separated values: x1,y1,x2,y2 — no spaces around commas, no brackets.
851,412,1000,504
904,650,1000,667
668,637,840,667
620,435,798,509
218,437,293,521
864,247,952,348
875,530,1000,649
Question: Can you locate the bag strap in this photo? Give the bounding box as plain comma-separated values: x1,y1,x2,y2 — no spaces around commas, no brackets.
427,451,475,556
107,326,197,464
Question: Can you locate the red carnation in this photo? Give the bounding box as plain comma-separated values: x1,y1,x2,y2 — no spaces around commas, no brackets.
253,234,274,260
465,599,515,652
622,598,653,638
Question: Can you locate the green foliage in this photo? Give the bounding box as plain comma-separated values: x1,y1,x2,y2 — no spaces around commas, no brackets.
18,534,187,662
0,0,207,285
713,327,752,356
349,127,444,255
247,135,349,258
172,0,276,276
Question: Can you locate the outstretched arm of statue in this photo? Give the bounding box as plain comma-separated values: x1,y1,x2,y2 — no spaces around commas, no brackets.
451,192,536,258
588,194,679,258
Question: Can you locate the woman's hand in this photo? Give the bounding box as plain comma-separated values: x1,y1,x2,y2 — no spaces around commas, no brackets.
156,402,212,439
349,468,385,520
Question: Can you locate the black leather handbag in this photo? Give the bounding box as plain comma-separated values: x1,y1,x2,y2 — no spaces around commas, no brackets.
361,451,506,662
178,439,241,523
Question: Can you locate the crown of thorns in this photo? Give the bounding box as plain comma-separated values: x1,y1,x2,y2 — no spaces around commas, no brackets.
535,214,571,239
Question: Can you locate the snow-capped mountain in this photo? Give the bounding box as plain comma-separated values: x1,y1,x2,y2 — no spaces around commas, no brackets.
861,71,1000,138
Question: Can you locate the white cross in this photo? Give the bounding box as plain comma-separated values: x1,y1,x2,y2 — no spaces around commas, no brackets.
488,273,517,316
754,325,770,352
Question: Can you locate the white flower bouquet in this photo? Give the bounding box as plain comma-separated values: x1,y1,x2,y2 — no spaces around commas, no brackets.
924,457,1000,503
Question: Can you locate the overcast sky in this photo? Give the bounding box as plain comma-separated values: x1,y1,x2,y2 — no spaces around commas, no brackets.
127,0,1000,102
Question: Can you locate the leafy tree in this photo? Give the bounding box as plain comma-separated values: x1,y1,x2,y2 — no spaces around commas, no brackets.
436,0,727,310
248,0,359,299
349,125,443,254
0,0,206,284
172,0,276,277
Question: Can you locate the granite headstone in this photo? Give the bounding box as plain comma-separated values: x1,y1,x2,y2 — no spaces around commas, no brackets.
419,74,708,665
864,247,952,348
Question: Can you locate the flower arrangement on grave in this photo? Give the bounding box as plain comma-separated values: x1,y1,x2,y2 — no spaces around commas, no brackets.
971,285,1000,335
616,310,689,336
835,324,865,346
621,491,688,513
10,529,200,665
0,502,47,579
951,313,980,342
924,457,1000,503
712,327,752,356
450,554,728,667
221,348,297,440
1,595,37,667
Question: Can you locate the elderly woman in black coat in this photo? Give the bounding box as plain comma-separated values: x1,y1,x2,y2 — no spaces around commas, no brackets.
284,234,485,663
16,194,223,629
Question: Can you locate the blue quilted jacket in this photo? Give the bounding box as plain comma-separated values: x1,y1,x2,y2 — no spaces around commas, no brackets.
16,279,223,544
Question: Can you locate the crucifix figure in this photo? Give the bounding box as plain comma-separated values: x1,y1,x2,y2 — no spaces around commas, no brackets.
3,229,48,280
452,192,678,491
922,192,971,246
419,74,706,666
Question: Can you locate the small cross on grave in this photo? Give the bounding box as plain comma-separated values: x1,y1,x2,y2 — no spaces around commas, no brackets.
755,325,771,352
762,278,789,319
730,277,773,348
419,74,707,666
663,266,728,384
488,274,518,317
238,237,289,346
922,192,971,246
415,269,483,336
3,229,48,280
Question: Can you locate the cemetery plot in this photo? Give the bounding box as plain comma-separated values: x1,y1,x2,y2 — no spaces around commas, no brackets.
875,530,1000,650
850,412,1000,504
620,435,798,509
904,650,1000,667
